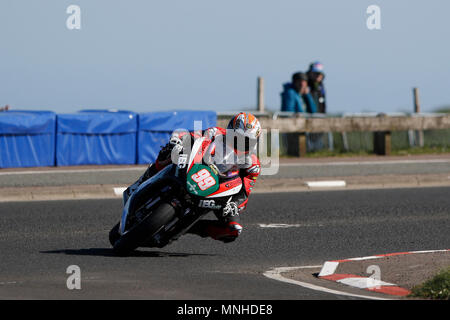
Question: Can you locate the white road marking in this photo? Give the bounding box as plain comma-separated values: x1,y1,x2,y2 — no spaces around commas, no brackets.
258,223,323,228
318,261,339,277
306,181,346,188
263,266,390,300
406,249,449,254
259,223,301,228
347,256,383,261
337,277,394,289
113,187,127,196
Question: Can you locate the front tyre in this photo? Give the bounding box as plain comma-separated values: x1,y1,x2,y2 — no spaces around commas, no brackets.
112,202,176,256
109,222,120,247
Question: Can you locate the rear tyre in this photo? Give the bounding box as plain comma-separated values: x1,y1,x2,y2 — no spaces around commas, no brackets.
112,202,176,256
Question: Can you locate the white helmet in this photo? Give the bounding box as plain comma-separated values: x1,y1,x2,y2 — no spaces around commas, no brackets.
226,112,261,154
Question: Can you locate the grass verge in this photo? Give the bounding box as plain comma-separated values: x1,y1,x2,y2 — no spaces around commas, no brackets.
391,146,450,156
409,267,450,300
303,150,371,158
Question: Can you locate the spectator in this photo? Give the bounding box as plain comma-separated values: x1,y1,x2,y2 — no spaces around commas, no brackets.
307,61,326,113
281,72,317,113
307,62,329,151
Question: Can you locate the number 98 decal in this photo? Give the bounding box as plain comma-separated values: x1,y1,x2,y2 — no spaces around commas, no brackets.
191,169,216,191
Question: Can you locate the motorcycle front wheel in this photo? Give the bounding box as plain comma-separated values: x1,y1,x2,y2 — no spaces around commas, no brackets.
111,202,176,256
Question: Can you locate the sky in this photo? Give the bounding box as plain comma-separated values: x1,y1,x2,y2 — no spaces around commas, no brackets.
0,0,449,114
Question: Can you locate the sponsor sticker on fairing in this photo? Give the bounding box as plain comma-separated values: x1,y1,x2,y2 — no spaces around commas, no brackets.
198,200,222,210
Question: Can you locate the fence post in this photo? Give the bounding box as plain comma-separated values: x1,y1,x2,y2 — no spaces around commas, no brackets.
373,113,391,155
257,77,265,112
298,132,307,157
413,87,424,147
374,131,391,155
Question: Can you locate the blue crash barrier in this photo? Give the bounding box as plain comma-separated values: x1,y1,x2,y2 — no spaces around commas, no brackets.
79,109,137,115
56,111,138,166
138,110,217,164
0,110,56,168
0,109,217,168
78,109,139,163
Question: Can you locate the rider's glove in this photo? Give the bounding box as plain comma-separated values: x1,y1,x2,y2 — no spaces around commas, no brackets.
157,136,184,165
171,143,183,155
170,134,185,156
157,143,172,161
169,135,182,147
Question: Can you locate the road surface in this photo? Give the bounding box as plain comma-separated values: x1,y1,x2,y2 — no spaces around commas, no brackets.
0,187,448,299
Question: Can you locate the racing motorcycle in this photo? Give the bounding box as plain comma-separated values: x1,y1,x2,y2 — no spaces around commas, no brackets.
109,137,245,255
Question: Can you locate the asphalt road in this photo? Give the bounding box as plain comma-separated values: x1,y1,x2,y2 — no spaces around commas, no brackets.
1,158,449,187
0,187,449,299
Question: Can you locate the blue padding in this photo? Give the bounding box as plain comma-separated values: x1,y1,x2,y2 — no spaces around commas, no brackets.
0,111,56,168
56,112,138,166
138,131,171,164
79,109,137,115
57,113,137,134
138,110,216,164
56,133,137,166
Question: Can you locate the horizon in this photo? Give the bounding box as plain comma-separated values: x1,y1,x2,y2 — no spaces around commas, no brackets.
1,1,449,114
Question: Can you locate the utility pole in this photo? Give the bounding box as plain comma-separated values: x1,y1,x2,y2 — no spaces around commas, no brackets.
413,87,424,147
257,77,265,112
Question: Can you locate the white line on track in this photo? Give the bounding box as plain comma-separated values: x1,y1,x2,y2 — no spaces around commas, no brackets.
258,223,323,228
263,266,391,300
318,261,339,277
259,224,302,228
337,277,394,289
305,180,346,188
113,187,127,196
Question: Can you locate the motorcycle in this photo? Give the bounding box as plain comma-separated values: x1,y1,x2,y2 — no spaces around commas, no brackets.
109,137,245,255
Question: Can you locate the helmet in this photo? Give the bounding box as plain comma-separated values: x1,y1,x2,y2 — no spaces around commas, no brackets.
226,112,261,154
309,61,324,73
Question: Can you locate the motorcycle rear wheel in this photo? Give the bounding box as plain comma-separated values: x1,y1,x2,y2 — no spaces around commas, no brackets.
112,202,176,256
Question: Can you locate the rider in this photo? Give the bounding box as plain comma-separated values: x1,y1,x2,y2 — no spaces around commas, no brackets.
123,112,262,243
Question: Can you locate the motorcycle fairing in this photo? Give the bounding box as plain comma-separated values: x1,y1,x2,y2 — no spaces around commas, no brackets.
120,164,176,235
206,177,242,198
186,163,220,197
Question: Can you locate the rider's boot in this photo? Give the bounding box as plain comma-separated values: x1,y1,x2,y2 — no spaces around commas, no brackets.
186,220,242,243
186,201,242,243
